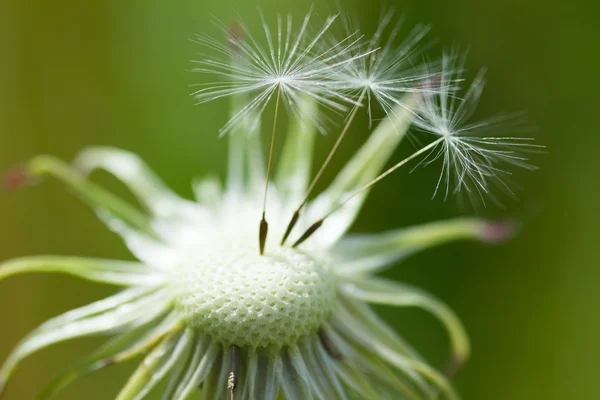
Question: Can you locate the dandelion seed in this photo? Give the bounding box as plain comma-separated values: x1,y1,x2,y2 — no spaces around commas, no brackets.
192,9,369,254
412,50,544,206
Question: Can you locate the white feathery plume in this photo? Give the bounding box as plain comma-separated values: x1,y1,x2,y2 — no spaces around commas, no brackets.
412,50,543,205
330,9,436,127
190,8,368,136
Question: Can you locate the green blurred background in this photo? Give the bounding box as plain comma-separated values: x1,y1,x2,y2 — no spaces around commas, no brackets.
0,0,597,399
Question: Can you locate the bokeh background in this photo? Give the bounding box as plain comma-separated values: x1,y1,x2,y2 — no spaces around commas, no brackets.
0,0,597,399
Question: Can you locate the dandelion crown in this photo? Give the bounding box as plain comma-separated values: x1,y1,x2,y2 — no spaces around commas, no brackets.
0,8,540,400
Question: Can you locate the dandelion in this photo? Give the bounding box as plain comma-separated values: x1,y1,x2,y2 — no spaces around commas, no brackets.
0,11,540,400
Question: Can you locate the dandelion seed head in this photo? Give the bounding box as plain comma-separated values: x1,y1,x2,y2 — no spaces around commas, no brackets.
0,9,542,400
